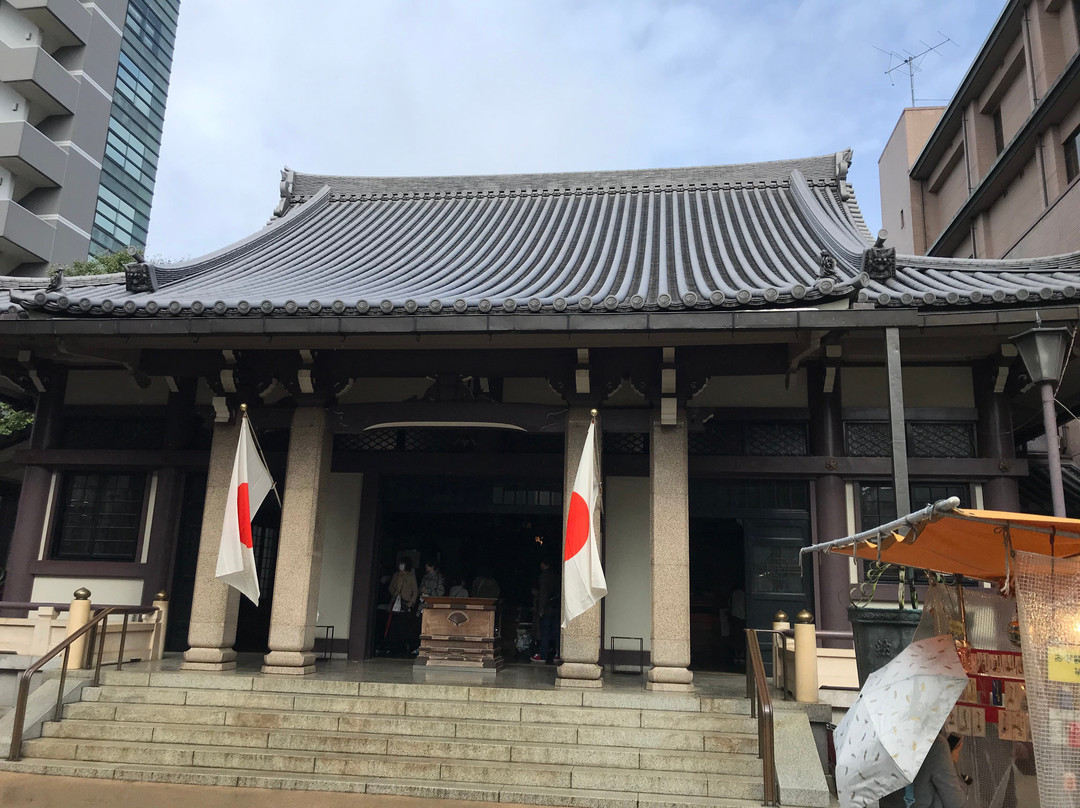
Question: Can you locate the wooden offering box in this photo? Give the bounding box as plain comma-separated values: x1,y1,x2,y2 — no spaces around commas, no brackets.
415,597,503,670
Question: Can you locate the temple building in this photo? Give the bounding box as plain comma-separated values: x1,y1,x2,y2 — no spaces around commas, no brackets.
0,149,1078,688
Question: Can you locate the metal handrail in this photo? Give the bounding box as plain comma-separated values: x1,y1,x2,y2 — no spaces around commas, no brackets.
6,605,156,761
746,628,780,807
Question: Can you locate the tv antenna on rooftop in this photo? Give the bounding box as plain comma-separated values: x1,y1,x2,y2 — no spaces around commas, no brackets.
875,34,956,106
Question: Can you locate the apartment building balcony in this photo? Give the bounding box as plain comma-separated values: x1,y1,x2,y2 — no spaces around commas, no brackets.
0,198,54,263
0,42,78,117
0,120,66,190
7,0,90,49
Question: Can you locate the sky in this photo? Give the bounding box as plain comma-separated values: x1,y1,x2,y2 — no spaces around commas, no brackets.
144,0,1005,261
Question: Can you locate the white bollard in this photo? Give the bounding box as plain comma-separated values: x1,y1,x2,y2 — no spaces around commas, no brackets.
793,609,819,704
65,588,92,670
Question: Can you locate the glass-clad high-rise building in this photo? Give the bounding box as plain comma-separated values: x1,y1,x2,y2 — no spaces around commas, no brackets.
90,0,181,255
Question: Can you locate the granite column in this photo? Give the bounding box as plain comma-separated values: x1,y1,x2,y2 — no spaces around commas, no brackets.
646,407,693,691
555,406,603,688
182,417,242,670
263,405,332,674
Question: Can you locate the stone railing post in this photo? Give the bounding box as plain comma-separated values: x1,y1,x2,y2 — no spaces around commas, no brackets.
65,588,93,669
30,606,59,657
793,609,819,703
150,590,169,661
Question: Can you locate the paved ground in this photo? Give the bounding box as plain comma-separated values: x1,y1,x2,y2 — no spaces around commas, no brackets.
0,772,549,808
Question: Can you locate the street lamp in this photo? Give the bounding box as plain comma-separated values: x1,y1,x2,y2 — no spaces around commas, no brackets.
1012,325,1072,517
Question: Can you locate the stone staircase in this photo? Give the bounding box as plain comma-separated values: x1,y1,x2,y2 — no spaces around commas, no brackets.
0,669,827,807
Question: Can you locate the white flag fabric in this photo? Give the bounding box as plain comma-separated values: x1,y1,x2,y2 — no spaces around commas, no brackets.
562,421,607,627
215,413,274,605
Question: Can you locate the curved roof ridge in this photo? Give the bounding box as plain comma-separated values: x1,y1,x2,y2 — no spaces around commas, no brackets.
290,152,844,199
147,187,334,286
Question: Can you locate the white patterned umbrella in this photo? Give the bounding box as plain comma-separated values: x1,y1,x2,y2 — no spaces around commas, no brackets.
834,634,969,808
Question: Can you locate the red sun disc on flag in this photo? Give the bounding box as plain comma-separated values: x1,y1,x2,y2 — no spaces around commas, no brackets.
564,491,590,561
236,482,253,549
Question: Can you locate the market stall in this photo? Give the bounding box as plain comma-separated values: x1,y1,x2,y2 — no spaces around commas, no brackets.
802,498,1080,808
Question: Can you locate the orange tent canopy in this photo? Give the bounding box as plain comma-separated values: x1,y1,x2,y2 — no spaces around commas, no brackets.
810,506,1080,583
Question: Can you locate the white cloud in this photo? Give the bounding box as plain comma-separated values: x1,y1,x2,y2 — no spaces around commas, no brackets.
146,0,1003,260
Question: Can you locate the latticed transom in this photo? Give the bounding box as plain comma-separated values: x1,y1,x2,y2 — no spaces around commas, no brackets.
689,422,808,456
908,422,976,458
845,422,891,457
845,422,976,458
603,432,648,455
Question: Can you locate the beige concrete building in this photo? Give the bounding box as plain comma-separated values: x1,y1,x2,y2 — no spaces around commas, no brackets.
0,0,179,275
879,0,1080,259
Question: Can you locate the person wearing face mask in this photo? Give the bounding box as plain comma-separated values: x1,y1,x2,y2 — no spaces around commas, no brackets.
386,557,418,656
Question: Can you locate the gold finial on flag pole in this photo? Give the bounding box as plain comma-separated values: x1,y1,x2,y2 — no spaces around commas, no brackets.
590,408,597,419
240,403,248,414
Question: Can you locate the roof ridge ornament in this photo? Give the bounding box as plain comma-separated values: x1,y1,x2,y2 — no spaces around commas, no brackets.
835,149,853,201
861,230,896,281
125,252,156,293
273,166,296,218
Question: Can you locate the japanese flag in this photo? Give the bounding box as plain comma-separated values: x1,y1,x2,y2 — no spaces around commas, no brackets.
215,412,274,605
562,420,607,627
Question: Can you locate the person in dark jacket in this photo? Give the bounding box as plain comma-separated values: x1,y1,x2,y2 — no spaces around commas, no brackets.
912,731,968,808
531,559,560,664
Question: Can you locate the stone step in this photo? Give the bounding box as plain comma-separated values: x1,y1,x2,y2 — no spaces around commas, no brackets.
41,717,760,775
20,737,765,800
97,670,749,715
0,758,774,808
62,699,759,754
84,684,761,733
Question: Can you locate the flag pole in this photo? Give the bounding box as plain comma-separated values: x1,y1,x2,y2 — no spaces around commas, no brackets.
240,403,282,507
591,408,603,514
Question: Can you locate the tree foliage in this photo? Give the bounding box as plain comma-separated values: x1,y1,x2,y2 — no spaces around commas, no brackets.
51,247,140,279
0,401,32,436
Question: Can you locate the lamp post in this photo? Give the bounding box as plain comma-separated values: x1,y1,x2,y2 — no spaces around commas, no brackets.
1012,325,1072,517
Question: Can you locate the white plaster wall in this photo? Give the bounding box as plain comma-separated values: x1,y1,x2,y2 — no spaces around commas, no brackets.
32,576,143,605
841,367,974,409
65,370,171,405
315,473,363,639
690,372,807,408
604,476,651,652
337,378,431,404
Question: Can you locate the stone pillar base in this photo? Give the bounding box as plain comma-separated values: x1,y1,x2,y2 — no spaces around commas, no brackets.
182,647,237,669
555,662,603,687
262,649,317,674
647,666,694,691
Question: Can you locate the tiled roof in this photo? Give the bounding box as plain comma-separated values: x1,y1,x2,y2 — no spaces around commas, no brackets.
7,150,1080,319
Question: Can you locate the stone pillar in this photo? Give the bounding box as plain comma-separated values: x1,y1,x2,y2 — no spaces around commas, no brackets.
556,406,603,688
975,361,1020,512
808,362,850,641
3,369,66,603
263,406,333,675
646,407,693,692
182,418,242,670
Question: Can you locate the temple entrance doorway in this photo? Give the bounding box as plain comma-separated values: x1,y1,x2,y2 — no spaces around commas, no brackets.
688,480,812,672
370,475,563,659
